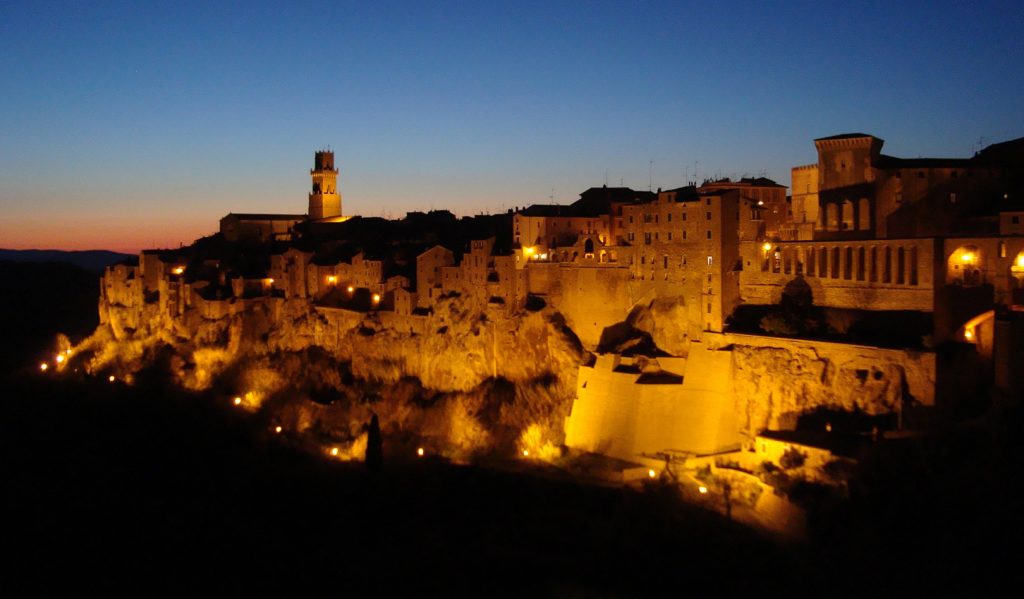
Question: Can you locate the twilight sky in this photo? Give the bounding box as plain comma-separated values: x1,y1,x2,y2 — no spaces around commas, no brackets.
2,1,1022,252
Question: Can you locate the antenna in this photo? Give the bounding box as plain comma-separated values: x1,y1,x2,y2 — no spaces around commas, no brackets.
604,168,608,186
549,188,555,202
649,160,654,192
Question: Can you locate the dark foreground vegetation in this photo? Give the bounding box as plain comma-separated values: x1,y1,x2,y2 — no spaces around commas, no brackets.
3,261,1023,596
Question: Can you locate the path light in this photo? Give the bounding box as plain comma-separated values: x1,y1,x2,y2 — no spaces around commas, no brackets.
108,375,115,382
274,426,282,434
233,396,242,405
648,469,657,479
698,486,708,494
417,447,424,457
762,242,773,252
55,354,65,364
346,286,354,294
961,252,975,264
39,363,48,372
327,275,337,284
965,329,974,341
172,266,184,275
372,293,381,304
522,449,529,457
330,447,339,456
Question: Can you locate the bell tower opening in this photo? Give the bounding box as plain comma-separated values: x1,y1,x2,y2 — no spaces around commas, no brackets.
309,150,341,221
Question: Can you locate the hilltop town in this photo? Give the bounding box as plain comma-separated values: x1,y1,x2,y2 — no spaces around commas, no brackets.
79,134,1024,496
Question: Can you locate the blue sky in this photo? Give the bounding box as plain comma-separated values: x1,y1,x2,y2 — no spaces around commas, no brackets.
1,0,1022,251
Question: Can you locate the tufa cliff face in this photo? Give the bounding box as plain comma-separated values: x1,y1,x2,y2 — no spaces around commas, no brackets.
87,279,583,457
85,260,937,461
728,337,936,433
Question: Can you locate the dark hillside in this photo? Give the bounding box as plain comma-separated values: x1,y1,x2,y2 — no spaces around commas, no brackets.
0,261,99,375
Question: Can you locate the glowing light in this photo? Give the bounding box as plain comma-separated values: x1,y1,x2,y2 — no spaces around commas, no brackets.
757,200,765,206
171,266,184,275
274,426,282,434
417,447,425,457
233,396,242,405
39,363,48,371
346,286,354,294
762,242,772,252
1016,254,1024,268
265,278,275,285
825,422,832,432
327,275,337,284
523,246,536,258
965,329,974,341
330,447,339,456
65,349,72,355
372,293,381,304
647,469,656,479
539,253,548,260
55,354,65,364
960,252,975,264
698,486,708,494
108,375,115,382
522,449,529,457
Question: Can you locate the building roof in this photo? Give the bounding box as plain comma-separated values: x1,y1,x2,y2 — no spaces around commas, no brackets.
222,213,306,221
814,133,877,141
875,155,975,169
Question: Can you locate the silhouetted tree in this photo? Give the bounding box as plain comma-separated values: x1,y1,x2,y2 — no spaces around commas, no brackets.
365,413,383,472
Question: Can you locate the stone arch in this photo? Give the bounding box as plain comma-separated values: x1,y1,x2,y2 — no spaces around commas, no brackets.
947,245,983,286
584,238,595,255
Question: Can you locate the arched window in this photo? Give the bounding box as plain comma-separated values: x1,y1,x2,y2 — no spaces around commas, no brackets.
858,198,871,230
584,238,594,254
841,200,855,231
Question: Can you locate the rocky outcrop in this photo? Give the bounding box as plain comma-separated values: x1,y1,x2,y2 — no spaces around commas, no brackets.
83,280,583,457
728,336,936,433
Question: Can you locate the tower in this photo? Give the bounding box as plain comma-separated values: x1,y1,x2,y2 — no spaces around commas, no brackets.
308,150,341,220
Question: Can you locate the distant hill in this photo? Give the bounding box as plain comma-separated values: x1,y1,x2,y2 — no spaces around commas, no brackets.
0,249,132,273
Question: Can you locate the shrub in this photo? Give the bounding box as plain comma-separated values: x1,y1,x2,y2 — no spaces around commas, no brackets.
780,447,807,469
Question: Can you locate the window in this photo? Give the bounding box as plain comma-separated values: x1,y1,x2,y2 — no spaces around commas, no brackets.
655,215,659,223
644,232,652,245
910,246,918,285
663,256,669,269
707,303,712,314
707,256,713,265
883,247,892,283
857,247,865,281
683,231,687,240
895,192,902,205
682,213,687,221
654,232,659,240
629,215,634,223
706,198,711,206
897,247,906,284
667,232,673,240
706,230,712,239
706,211,712,220
950,193,957,203
844,247,853,279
